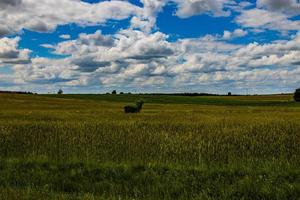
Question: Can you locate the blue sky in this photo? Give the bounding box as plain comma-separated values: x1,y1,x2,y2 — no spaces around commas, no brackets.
0,0,300,94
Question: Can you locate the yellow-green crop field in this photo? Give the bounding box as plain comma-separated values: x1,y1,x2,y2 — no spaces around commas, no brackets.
0,94,299,199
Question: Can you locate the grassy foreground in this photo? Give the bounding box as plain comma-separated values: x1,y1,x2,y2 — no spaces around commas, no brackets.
0,94,299,199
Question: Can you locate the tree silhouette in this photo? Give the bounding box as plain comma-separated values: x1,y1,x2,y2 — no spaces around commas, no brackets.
57,89,63,95
294,88,300,102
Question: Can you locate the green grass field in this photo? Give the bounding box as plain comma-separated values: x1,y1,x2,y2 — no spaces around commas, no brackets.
0,93,299,199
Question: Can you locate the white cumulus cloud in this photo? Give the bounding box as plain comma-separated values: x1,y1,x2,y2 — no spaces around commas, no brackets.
0,37,31,65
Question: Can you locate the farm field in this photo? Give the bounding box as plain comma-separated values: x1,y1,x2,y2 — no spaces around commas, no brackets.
0,93,299,199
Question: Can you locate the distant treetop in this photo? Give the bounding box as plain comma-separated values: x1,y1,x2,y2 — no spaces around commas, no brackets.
58,89,63,95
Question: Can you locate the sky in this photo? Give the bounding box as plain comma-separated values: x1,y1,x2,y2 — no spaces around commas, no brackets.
0,0,300,94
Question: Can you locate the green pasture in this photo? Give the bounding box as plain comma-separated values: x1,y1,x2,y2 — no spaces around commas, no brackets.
0,94,299,199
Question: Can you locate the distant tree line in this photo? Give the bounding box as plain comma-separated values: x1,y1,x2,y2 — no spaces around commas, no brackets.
107,90,131,95
133,93,233,96
107,90,234,96
0,91,36,94
103,89,300,102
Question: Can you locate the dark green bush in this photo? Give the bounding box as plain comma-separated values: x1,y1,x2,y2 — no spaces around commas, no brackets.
294,88,300,102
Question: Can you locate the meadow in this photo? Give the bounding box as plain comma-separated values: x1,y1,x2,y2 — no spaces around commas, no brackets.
0,93,299,199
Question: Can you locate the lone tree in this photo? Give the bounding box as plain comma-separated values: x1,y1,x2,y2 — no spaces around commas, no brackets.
228,92,232,96
112,90,117,95
57,89,63,95
294,88,300,102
